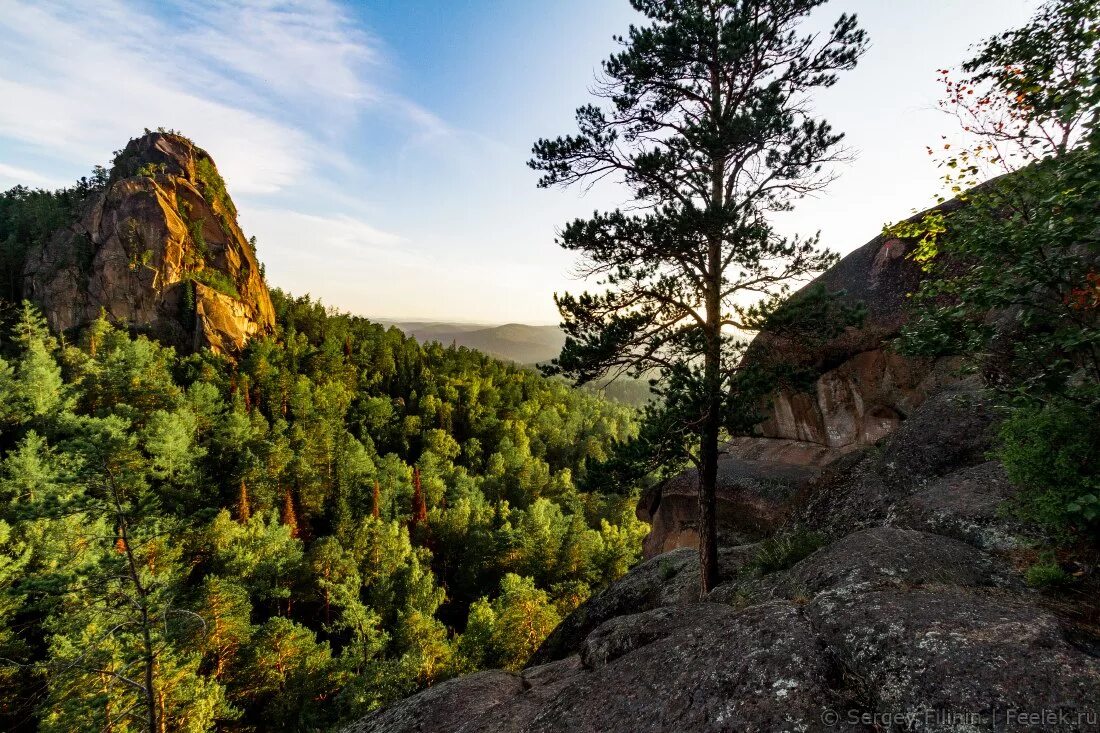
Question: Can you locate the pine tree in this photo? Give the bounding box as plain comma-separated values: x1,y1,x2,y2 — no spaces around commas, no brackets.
372,479,382,519
195,576,253,681
11,302,66,421
31,416,230,733
280,488,299,538
530,0,866,593
410,467,427,530
237,480,251,523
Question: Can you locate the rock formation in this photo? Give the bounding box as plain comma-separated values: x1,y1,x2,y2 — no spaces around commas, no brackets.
636,442,824,557
23,132,274,354
638,204,967,558
347,382,1099,733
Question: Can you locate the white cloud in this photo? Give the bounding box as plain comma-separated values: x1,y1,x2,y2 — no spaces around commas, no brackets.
0,0,450,192
0,1,318,193
178,0,381,110
0,162,69,190
242,207,406,259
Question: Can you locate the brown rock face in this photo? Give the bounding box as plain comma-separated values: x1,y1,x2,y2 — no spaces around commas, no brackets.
636,446,824,558
749,220,967,449
23,132,275,354
638,202,969,558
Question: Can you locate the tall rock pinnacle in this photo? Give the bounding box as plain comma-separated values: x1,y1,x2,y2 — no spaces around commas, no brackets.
23,131,276,354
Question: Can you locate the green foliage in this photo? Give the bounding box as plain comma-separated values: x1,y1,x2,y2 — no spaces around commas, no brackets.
459,573,561,671
896,0,1100,545
997,400,1100,538
0,298,643,731
196,156,237,218
897,148,1100,398
136,161,167,178
748,532,826,575
188,216,208,261
189,268,241,300
882,211,947,269
658,558,678,581
1025,553,1072,588
180,280,197,330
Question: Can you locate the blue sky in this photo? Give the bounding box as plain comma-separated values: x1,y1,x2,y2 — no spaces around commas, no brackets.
0,0,1037,323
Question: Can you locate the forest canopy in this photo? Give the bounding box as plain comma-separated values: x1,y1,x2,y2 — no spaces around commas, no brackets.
0,252,646,730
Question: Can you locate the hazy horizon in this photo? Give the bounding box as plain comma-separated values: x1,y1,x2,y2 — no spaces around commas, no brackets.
0,0,1038,323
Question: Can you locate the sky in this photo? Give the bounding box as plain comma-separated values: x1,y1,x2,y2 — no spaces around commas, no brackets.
0,0,1039,324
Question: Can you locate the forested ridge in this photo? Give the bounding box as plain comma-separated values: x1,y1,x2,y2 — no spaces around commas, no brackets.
0,170,646,730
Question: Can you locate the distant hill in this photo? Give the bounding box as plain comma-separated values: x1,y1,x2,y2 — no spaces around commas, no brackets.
382,320,654,406
383,321,567,365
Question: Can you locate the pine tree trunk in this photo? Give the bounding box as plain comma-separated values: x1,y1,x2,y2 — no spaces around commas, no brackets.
699,40,724,598
109,478,159,733
699,284,721,597
237,480,250,523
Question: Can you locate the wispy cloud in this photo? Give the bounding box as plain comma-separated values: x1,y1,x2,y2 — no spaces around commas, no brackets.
0,162,69,190
0,0,449,193
242,207,407,260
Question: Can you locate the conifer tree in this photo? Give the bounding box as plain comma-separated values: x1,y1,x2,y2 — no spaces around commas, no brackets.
237,479,251,523
531,0,866,592
281,488,299,538
410,467,427,529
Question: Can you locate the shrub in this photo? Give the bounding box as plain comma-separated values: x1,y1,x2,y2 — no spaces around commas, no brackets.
190,268,240,300
658,558,678,581
997,399,1100,541
195,156,236,217
178,280,196,330
135,161,166,178
1025,553,1071,589
749,531,826,575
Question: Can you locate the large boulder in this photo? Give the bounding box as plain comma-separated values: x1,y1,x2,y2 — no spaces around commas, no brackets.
708,527,1008,606
902,461,1035,551
637,449,822,558
23,132,275,354
350,603,864,733
530,544,760,665
808,588,1100,732
351,525,1099,733
339,670,526,733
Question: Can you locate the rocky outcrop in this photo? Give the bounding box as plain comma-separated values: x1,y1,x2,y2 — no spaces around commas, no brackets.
351,602,868,733
23,132,274,354
636,446,824,558
638,204,970,557
749,210,958,449
350,386,1100,733
756,349,959,448
530,544,760,666
792,382,1042,551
